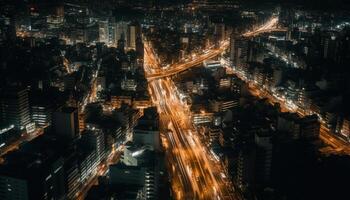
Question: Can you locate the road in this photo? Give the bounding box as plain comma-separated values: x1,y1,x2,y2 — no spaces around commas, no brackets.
0,127,45,163
146,40,230,80
142,16,284,199
242,16,280,37
145,43,239,200
145,16,280,81
145,14,350,156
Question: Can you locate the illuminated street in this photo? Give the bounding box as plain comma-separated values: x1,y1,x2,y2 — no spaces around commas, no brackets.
146,17,281,81
142,16,286,200
1,1,350,200
242,16,281,37
144,15,350,157
145,41,239,199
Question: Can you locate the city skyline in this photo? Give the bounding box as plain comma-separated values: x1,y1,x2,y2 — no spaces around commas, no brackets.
1,1,350,200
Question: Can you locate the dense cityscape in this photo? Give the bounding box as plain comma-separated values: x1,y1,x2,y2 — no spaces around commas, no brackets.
1,0,350,200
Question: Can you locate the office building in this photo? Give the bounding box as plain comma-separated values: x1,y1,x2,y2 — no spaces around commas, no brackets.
133,107,160,151
214,23,225,42
340,117,350,138
230,34,248,68
0,87,31,131
63,153,81,200
99,20,109,44
210,97,239,112
277,113,320,140
255,130,273,185
0,151,65,200
31,103,52,128
82,128,106,163
117,32,126,53
115,21,129,46
78,148,98,183
127,22,141,50
52,107,79,139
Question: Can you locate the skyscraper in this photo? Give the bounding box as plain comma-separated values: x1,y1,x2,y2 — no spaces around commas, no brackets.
0,87,31,131
214,22,225,42
117,32,126,53
127,22,141,50
230,34,248,68
82,128,106,163
115,21,129,46
99,20,109,44
136,36,144,58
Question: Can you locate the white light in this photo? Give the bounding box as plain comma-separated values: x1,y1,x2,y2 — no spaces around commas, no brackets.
132,149,145,157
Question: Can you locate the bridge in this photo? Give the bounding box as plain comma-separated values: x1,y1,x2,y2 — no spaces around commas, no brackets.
145,16,283,80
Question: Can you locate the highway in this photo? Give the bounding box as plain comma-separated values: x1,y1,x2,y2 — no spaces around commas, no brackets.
145,14,350,156
146,16,280,81
142,16,284,200
242,16,280,37
146,40,230,80
145,42,238,199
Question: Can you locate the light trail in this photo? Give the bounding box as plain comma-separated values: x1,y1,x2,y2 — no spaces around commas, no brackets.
146,14,350,155
146,16,280,80
242,16,279,37
145,42,239,200
141,16,284,199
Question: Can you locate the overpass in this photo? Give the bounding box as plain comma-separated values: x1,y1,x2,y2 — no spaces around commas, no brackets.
145,16,282,80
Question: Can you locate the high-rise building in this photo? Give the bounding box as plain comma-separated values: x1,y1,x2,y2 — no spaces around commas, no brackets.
0,87,31,131
0,151,65,200
108,18,117,45
127,22,141,50
78,112,86,133
64,73,77,91
299,115,320,139
277,113,320,140
0,12,16,42
99,20,109,44
31,104,52,128
136,36,144,58
110,142,161,200
340,117,350,138
117,32,126,53
52,107,79,139
82,128,106,163
214,23,225,42
230,34,248,68
63,153,81,200
209,98,239,112
208,126,222,145
271,66,283,88
133,107,160,151
192,111,214,125
235,145,256,189
78,148,98,183
255,130,273,185
115,21,129,46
